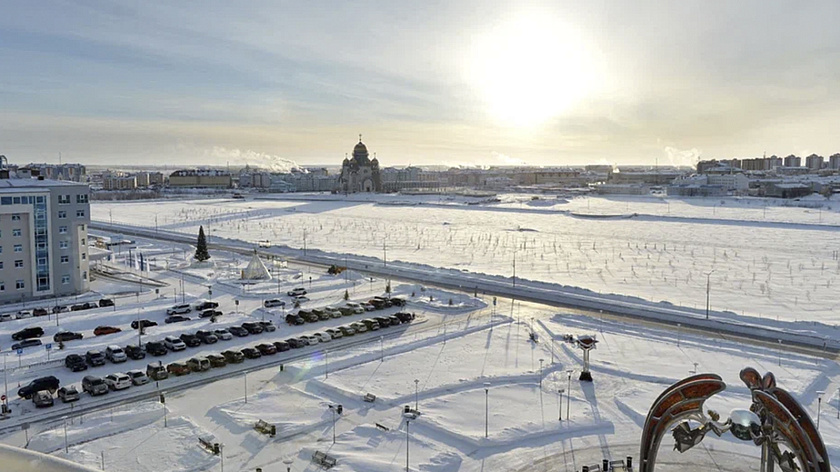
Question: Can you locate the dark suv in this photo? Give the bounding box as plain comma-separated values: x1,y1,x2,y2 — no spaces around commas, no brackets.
241,322,264,335
18,376,60,399
65,354,88,372
125,344,146,360
285,313,305,325
179,333,202,347
86,350,106,367
145,341,168,356
394,312,415,323
222,350,244,363
195,330,218,344
131,319,158,329
99,298,115,307
54,331,84,342
12,326,44,341
195,301,219,311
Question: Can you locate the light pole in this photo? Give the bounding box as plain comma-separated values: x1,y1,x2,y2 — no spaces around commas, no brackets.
566,369,573,420
837,387,840,420
325,350,329,379
539,358,544,388
778,339,782,366
405,419,410,472
244,372,248,404
380,336,384,362
328,404,339,444
705,270,715,319
414,379,419,411
816,391,825,430
558,389,565,421
484,382,491,438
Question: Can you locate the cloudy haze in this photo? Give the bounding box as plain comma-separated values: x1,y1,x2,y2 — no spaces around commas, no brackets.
2,1,839,167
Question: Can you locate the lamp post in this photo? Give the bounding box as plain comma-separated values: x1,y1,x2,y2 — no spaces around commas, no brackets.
484,382,491,438
778,339,782,366
539,358,544,388
328,404,340,444
244,372,248,404
414,379,419,411
558,388,565,421
705,270,715,320
816,391,825,430
566,369,573,420
325,350,329,379
405,419,410,472
380,336,384,362
837,387,840,420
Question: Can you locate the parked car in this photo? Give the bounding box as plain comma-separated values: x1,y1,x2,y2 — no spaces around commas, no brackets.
18,376,60,399
368,299,387,310
228,326,249,337
373,316,392,328
193,300,219,311
94,326,121,336
312,332,331,343
186,357,211,372
164,336,187,351
286,338,304,349
258,321,276,332
221,350,245,364
350,322,368,333
16,310,33,319
131,319,158,329
338,307,355,316
105,345,128,363
301,311,319,323
104,373,132,390
287,288,307,297
312,309,330,321
338,325,356,336
207,353,227,368
195,330,218,344
65,354,88,372
12,339,42,350
394,312,416,323
54,331,84,342
179,333,201,348
12,326,44,341
361,319,381,331
145,341,168,356
199,309,222,319
361,303,376,312
273,341,291,352
293,296,310,303
325,328,344,340
295,336,312,347
213,329,233,341
241,347,261,359
285,314,305,325
166,304,192,315
167,362,191,376
52,305,69,314
388,315,403,325
86,350,107,367
345,302,361,309
99,298,115,307
32,391,54,408
324,307,342,318
263,299,286,308
304,335,321,345
125,344,146,360
165,315,191,324
71,302,98,311
255,343,277,355
241,322,264,335
82,376,109,396
0,313,14,322
33,308,49,317
391,297,407,307
127,369,149,386
58,386,80,403
146,362,168,381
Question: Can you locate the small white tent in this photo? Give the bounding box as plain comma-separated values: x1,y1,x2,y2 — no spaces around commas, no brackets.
241,251,272,280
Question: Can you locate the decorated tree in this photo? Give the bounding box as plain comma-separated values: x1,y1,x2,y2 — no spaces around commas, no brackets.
194,226,211,262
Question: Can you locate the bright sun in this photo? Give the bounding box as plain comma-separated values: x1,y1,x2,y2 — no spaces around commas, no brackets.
469,15,600,127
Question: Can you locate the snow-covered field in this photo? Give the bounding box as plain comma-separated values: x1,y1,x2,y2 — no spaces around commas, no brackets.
92,194,840,324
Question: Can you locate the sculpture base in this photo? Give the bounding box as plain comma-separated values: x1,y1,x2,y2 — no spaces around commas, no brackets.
579,371,593,382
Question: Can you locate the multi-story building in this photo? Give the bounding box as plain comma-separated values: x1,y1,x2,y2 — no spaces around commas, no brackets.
783,155,802,168
20,163,86,182
102,175,138,190
829,154,840,170
805,154,824,171
169,169,232,188
0,177,90,304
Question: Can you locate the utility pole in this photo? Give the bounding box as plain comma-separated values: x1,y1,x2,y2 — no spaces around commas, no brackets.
705,270,715,319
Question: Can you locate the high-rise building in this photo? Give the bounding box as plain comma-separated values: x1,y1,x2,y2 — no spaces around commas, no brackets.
0,177,90,303
805,154,824,171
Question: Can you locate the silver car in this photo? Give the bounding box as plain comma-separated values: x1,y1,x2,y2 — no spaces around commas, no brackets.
127,369,150,386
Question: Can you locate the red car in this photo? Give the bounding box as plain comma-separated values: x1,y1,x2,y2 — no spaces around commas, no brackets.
93,326,122,336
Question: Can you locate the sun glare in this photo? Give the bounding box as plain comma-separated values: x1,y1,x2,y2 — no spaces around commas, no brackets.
469,15,600,127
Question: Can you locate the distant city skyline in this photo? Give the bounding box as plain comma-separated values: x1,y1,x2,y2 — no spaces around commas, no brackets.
2,1,840,167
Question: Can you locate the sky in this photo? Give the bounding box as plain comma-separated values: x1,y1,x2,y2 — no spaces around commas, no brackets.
2,1,840,168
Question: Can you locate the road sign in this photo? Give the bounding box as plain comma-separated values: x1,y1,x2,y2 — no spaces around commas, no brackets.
45,343,52,350
1,394,6,401
16,349,23,355
21,422,29,430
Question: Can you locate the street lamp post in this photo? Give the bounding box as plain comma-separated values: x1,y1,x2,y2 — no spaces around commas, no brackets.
558,389,565,421
705,270,715,319
778,339,782,366
380,336,384,362
837,387,840,420
566,369,573,420
414,379,419,411
405,420,410,472
539,358,544,388
328,404,339,444
325,350,329,379
816,391,825,430
484,382,491,438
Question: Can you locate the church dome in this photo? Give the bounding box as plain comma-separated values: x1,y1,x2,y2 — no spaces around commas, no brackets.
354,141,368,154
352,138,370,165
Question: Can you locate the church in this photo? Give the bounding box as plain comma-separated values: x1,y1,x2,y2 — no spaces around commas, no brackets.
339,136,382,193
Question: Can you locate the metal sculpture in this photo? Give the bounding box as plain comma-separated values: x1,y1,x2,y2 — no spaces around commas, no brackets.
576,335,598,381
639,367,829,472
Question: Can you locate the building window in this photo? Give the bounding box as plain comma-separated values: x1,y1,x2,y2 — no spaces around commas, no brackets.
37,257,46,266
12,229,21,237
61,255,69,263
0,261,4,269
58,195,70,204
59,226,68,234
76,210,85,218
59,241,69,249
0,282,4,291
0,246,3,254
81,238,86,245
83,271,87,280
16,280,24,290
11,214,20,221
76,194,89,204
80,224,85,231
14,260,23,268
81,253,86,260
58,211,67,219
62,275,70,284
13,244,22,252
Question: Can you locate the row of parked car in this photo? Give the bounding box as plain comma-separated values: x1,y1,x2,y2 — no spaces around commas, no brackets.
284,297,406,326
0,299,115,323
9,324,124,351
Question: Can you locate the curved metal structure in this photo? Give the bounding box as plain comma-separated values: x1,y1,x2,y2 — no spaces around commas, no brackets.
639,367,830,472
0,443,100,472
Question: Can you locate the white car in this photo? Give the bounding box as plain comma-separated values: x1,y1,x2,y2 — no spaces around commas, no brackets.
164,336,186,351
105,345,127,363
305,335,322,345
104,373,132,390
0,313,14,322
126,369,149,386
213,329,233,341
350,322,368,333
362,303,376,312
325,328,344,340
166,304,191,315
263,299,286,308
313,332,331,343
293,296,310,303
345,302,361,309
16,310,33,319
325,308,342,319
